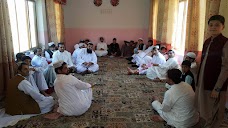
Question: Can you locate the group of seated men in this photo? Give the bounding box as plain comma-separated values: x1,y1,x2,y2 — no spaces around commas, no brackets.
5,60,93,120
5,36,138,119
5,36,201,127
52,41,99,74
126,38,197,84
125,38,201,127
4,37,124,118
11,36,134,97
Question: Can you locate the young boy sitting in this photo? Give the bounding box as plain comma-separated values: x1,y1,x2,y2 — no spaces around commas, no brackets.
180,60,195,91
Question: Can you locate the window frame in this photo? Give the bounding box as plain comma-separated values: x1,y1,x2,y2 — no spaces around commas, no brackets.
8,0,39,54
172,0,188,55
27,0,38,50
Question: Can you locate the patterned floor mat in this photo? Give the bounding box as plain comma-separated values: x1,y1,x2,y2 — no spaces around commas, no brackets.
7,57,228,128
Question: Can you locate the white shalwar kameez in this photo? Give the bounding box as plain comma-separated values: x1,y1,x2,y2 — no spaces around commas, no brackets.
31,55,56,87
54,74,93,116
72,47,82,65
152,82,199,128
190,62,198,82
45,50,54,63
76,48,99,73
131,46,154,65
146,57,179,79
52,50,74,67
26,66,49,91
0,78,54,127
18,79,54,114
95,42,108,57
138,52,166,75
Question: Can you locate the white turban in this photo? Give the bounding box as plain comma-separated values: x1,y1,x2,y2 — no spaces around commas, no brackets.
138,38,143,41
186,52,196,59
160,45,166,49
79,43,85,47
53,60,64,68
48,42,55,47
74,44,79,50
154,45,159,49
88,42,93,45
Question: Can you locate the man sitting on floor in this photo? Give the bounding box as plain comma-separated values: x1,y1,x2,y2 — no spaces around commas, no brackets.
131,40,154,66
52,43,75,72
5,62,54,115
22,56,50,96
127,38,146,63
108,38,121,57
121,40,134,58
146,50,179,80
184,52,197,81
76,42,99,74
95,37,108,57
72,42,86,65
165,60,196,91
181,60,195,91
44,61,93,119
151,69,199,128
32,48,56,88
127,46,166,75
44,42,56,63
15,52,25,63
160,46,168,59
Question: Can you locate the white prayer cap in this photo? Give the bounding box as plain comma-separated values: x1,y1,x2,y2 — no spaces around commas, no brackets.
53,60,64,68
74,44,79,49
154,45,159,49
186,52,196,59
160,45,166,49
88,42,93,45
79,43,85,47
48,42,55,47
79,39,84,43
138,38,143,41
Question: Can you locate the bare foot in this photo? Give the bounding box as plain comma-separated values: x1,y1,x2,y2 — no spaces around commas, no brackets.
81,70,88,76
134,70,139,75
151,96,159,102
43,112,63,120
151,115,165,122
127,67,133,75
52,104,59,112
87,70,92,74
152,78,162,82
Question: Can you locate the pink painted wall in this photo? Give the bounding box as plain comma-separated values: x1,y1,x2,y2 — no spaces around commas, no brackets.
63,0,151,53
65,28,148,53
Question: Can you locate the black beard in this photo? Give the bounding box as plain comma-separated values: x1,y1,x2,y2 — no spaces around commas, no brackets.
87,49,92,54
